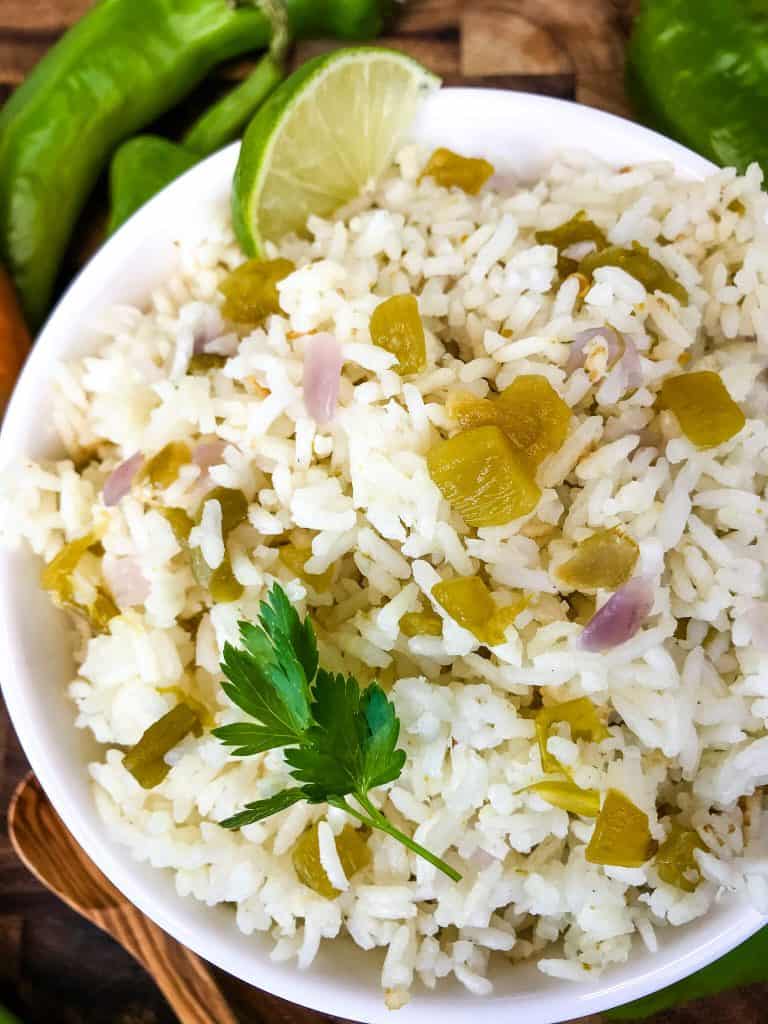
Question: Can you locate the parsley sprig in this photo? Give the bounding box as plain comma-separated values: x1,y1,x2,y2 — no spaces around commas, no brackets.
213,583,461,882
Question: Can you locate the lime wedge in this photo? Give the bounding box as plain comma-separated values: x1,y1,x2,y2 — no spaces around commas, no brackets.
232,47,440,255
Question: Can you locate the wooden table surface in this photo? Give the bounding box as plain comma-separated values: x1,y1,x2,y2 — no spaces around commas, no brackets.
0,2,766,1022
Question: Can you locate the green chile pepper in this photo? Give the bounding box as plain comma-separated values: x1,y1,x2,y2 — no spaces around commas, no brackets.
579,243,688,305
107,137,199,236
123,702,202,788
185,51,285,155
627,0,768,176
107,50,286,236
0,0,394,331
183,5,290,159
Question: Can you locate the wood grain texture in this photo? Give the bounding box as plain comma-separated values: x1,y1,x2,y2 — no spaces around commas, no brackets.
9,774,239,1024
0,0,636,117
0,1,766,1022
461,10,574,77
393,0,461,34
0,36,55,86
0,0,89,33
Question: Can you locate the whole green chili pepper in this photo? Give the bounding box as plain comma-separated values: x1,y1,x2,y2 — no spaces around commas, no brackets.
108,48,286,235
107,137,200,236
184,0,291,157
627,0,768,176
605,925,768,1019
185,50,286,155
0,0,394,331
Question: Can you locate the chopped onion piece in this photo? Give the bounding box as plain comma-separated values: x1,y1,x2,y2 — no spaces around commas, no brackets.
304,333,343,425
193,440,227,471
568,326,622,374
191,309,225,354
580,576,654,651
193,331,212,355
102,553,149,607
191,440,228,494
621,335,643,392
102,452,143,506
194,332,239,357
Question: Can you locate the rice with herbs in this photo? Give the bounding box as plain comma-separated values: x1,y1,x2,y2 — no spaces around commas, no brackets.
3,145,768,1002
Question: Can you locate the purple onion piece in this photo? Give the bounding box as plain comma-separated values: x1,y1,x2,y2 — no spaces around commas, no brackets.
102,452,144,507
194,332,239,357
193,331,210,355
620,335,643,392
192,440,227,470
568,326,622,374
579,576,655,652
304,333,343,425
192,310,226,354
102,553,149,607
191,440,228,494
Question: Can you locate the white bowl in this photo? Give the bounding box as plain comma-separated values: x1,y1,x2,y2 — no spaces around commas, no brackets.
0,88,763,1024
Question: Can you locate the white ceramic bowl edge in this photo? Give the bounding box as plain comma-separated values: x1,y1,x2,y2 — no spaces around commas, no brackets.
0,89,764,1024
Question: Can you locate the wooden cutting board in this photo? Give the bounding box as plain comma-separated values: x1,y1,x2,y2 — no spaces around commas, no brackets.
0,2,766,1022
0,0,637,114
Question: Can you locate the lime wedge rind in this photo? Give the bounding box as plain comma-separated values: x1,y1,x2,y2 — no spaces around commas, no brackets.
232,47,440,255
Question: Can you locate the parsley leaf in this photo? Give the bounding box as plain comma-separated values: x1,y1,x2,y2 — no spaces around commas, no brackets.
360,683,407,791
258,582,318,684
213,588,317,755
214,583,461,882
218,642,305,746
285,669,365,801
219,788,305,830
212,722,295,757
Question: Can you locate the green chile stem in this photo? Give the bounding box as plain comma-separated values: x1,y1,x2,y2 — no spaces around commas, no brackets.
182,52,286,157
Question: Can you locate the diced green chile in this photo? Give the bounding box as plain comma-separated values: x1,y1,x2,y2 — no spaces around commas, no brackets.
142,442,191,488
536,211,607,276
202,487,248,534
209,559,244,603
191,546,244,603
123,703,202,788
40,531,119,631
187,352,227,374
190,488,248,602
159,507,194,542
579,244,688,304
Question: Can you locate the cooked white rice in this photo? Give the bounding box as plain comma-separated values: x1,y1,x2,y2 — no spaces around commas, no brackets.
3,145,768,1003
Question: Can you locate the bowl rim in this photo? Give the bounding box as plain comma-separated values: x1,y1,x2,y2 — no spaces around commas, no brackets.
1,87,765,1024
